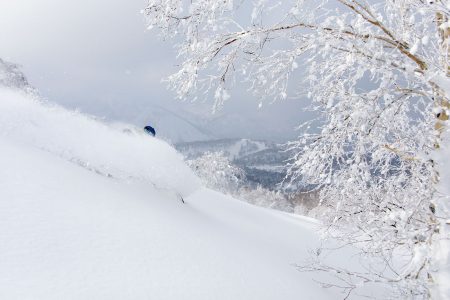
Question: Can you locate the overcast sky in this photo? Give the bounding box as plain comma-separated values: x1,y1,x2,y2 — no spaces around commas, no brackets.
0,0,310,142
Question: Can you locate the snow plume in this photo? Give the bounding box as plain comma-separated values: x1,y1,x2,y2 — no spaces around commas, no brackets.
0,87,200,197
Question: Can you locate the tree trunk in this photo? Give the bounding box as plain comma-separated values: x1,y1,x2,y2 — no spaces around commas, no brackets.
435,12,450,138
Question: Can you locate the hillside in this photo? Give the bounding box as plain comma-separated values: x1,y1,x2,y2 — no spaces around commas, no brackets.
0,136,330,299
0,86,379,299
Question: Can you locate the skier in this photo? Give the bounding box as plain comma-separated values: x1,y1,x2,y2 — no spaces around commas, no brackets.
144,125,156,137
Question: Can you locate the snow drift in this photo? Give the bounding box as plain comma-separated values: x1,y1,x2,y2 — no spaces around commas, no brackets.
0,87,200,197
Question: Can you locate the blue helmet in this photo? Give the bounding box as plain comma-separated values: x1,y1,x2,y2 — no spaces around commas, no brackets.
144,125,156,137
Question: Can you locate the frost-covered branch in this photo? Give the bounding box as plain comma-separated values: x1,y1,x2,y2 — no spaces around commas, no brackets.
145,0,450,297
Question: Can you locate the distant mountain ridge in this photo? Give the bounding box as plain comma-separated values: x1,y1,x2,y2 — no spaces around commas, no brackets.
176,138,295,190
128,103,300,144
176,138,273,160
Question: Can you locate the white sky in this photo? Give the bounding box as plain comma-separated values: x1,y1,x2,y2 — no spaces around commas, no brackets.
0,0,309,142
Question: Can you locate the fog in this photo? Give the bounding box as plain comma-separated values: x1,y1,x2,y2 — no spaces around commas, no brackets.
0,0,310,142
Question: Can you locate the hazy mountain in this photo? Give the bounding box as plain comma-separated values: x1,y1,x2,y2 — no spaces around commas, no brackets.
176,138,272,160
131,105,216,143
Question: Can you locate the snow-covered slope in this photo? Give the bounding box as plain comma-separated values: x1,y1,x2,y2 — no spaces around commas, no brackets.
0,87,342,299
0,86,390,299
0,136,336,300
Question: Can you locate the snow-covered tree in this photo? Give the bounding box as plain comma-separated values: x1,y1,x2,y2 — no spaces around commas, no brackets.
144,0,449,297
0,58,35,93
239,185,295,212
186,151,245,193
186,152,297,211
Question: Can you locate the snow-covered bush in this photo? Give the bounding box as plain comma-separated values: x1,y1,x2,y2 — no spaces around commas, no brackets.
288,191,320,215
186,151,245,193
187,151,300,212
238,185,293,212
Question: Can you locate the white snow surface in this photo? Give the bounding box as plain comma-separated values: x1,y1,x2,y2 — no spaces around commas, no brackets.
0,87,356,299
0,137,331,299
